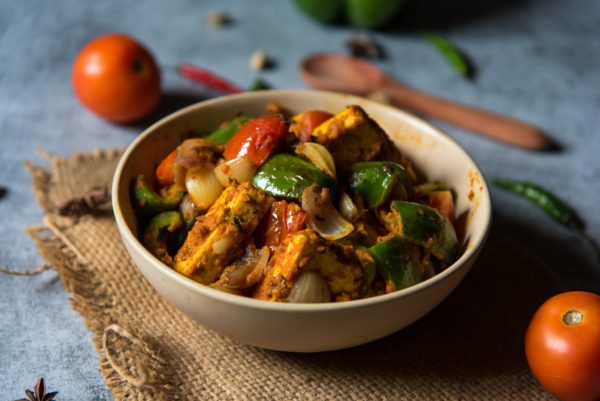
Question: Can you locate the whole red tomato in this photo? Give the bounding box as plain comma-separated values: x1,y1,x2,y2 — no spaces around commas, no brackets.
525,291,600,401
72,33,161,123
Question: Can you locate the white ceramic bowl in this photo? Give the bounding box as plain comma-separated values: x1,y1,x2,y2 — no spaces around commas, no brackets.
112,90,492,352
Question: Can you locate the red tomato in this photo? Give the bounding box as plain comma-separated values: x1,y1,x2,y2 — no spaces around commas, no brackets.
223,115,288,166
156,150,177,186
289,110,333,142
72,33,161,123
525,291,600,401
256,200,307,252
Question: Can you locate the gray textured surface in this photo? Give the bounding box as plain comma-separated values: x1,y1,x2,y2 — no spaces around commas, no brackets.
1,0,599,399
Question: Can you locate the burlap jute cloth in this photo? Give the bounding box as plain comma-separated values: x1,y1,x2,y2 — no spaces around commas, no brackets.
25,148,560,401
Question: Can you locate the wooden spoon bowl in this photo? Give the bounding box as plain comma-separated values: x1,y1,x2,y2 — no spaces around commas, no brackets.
300,53,555,151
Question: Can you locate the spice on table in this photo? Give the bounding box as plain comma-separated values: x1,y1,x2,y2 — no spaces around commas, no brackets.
346,34,385,59
249,50,275,71
15,377,58,401
57,185,111,217
422,32,475,79
206,11,233,26
177,63,244,94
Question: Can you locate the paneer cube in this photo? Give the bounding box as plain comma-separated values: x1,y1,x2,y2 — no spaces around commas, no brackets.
254,229,362,302
174,182,272,284
312,105,389,171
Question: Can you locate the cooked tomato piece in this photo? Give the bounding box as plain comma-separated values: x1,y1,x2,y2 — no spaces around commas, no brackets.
256,200,307,251
156,150,177,186
289,110,333,142
223,115,288,166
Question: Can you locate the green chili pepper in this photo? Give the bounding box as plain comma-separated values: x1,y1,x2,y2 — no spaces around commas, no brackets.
422,32,474,79
248,78,271,91
252,153,337,201
143,211,183,266
347,161,412,209
133,175,184,216
369,236,423,292
381,200,458,263
205,116,250,145
493,179,583,230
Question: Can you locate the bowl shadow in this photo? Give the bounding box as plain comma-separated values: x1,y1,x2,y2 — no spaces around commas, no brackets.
387,0,532,32
248,214,566,397
123,91,212,130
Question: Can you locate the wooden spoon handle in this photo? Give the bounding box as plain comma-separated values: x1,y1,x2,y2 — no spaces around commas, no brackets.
383,78,553,150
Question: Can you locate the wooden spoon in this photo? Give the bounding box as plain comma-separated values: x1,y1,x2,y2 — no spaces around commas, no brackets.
300,53,554,150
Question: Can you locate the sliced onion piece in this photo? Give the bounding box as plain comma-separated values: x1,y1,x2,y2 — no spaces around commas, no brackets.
295,142,336,179
185,165,224,211
214,157,257,187
221,246,270,289
301,185,354,241
288,270,331,303
339,191,358,221
174,138,218,187
208,283,242,296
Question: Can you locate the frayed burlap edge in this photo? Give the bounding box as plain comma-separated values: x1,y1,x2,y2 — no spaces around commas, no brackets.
25,149,179,400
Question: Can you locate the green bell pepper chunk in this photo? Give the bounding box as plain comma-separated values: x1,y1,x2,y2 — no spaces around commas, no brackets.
143,211,183,266
383,200,458,263
205,116,249,145
354,244,377,293
369,235,423,292
347,161,412,209
252,153,337,201
133,175,184,216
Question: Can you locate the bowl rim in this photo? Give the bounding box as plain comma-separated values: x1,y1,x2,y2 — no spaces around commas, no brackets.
112,89,492,313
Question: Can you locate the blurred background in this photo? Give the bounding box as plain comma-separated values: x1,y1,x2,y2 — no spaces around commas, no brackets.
1,0,599,398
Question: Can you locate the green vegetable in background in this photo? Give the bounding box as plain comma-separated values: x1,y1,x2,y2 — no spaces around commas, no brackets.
493,179,600,260
294,0,408,29
206,116,250,145
345,0,408,29
133,174,184,216
493,179,583,230
347,161,412,208
252,153,337,201
294,0,345,24
248,78,271,91
422,32,474,79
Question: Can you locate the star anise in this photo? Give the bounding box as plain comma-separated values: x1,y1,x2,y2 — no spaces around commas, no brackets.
15,378,58,401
